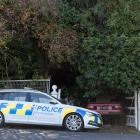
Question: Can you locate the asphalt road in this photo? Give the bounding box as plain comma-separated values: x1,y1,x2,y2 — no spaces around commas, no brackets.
0,126,140,140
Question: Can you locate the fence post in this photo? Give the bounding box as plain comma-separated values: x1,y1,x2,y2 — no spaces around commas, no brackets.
135,91,138,130
138,90,140,131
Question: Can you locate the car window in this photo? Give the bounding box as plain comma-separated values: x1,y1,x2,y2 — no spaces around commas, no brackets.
0,92,4,100
2,92,28,102
29,92,52,104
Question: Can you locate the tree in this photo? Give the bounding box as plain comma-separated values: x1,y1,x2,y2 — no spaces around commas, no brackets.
58,0,140,96
0,0,58,79
0,0,139,97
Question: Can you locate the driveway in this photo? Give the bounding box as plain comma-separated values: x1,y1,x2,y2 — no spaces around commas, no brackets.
0,126,139,140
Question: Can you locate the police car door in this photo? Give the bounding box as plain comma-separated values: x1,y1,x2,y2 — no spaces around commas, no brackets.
1,92,30,123
28,92,62,125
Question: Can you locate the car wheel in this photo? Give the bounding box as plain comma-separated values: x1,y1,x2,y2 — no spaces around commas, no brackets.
0,112,4,127
64,113,84,132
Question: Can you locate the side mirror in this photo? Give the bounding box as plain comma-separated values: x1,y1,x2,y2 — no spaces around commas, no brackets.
50,100,58,105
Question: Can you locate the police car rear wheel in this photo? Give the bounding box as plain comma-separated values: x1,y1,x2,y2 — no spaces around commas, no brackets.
64,113,83,131
0,112,4,127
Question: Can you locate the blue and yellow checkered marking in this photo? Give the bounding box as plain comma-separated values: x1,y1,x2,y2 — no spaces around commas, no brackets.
76,109,86,117
62,107,102,126
9,104,23,114
62,108,86,118
90,114,101,124
0,102,33,116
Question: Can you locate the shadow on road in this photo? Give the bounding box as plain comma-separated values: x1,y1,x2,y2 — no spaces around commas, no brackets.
5,124,64,131
0,125,139,140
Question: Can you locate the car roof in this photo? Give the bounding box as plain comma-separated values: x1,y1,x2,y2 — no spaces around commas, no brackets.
0,88,43,93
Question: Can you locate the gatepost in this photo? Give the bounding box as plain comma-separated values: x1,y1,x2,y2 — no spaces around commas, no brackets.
51,85,61,100
138,91,140,131
135,90,140,131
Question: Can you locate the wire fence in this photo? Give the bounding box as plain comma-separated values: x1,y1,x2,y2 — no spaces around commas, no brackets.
0,79,50,94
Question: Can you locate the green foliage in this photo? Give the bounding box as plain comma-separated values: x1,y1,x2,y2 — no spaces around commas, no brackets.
60,0,140,95
0,0,139,96
0,0,58,79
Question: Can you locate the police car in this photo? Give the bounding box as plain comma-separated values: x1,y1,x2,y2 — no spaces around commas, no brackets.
0,89,103,131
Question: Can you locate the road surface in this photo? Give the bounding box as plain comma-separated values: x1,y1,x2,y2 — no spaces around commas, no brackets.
0,126,139,140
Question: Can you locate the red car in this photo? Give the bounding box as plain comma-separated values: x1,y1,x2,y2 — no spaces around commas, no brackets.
87,102,123,115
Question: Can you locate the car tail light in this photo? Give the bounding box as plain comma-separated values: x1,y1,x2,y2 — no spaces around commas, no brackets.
88,105,96,110
108,106,112,110
88,105,93,109
113,105,122,110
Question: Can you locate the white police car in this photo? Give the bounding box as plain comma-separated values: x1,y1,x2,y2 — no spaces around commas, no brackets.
0,89,103,131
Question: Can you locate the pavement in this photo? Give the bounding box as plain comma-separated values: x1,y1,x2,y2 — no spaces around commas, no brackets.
0,125,140,140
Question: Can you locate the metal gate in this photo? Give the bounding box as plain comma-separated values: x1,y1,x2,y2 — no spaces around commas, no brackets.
0,79,50,94
125,94,135,127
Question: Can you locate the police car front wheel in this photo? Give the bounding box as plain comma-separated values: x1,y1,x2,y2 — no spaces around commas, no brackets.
64,113,84,132
0,112,4,127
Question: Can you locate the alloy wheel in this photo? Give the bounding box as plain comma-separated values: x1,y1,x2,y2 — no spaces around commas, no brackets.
65,114,83,131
